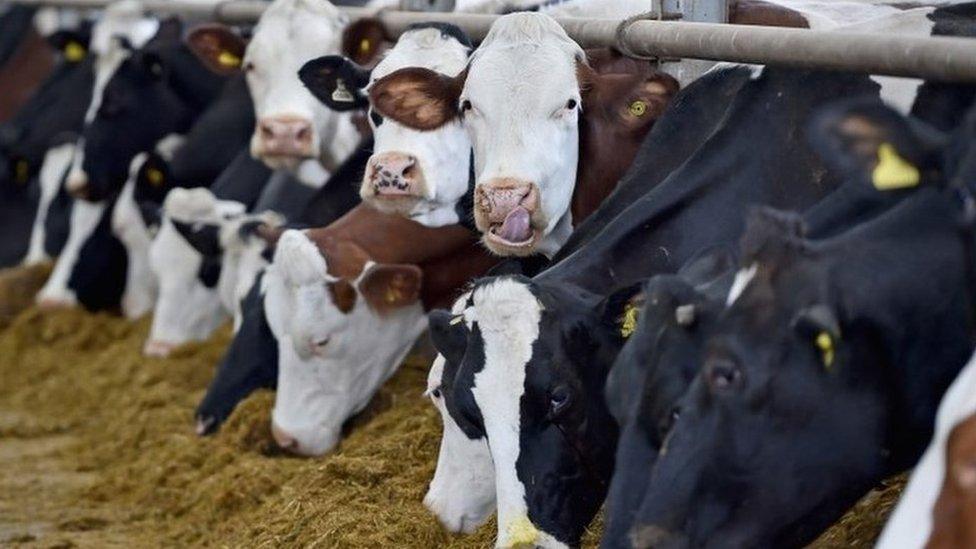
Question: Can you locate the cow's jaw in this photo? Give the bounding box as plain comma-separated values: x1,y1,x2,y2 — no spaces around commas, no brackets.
263,243,426,456
111,162,156,319
463,13,582,257
466,279,568,548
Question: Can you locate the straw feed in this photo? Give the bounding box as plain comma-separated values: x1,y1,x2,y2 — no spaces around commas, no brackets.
0,261,52,329
0,306,906,547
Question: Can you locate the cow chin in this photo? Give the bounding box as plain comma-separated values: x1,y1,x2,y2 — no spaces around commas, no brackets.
482,226,541,257
254,152,309,172
361,192,423,218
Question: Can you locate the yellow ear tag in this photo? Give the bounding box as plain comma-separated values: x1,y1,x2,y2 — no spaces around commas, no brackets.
620,302,639,338
385,288,400,304
629,99,648,117
815,331,835,370
64,41,86,62
146,167,164,187
873,143,920,191
360,38,371,54
14,160,29,184
449,314,464,326
217,51,241,68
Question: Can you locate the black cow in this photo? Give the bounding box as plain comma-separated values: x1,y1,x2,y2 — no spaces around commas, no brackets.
626,97,976,548
424,67,890,546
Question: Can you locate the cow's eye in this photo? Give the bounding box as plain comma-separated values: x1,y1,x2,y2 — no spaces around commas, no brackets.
566,98,578,110
431,387,442,399
705,358,742,392
243,61,255,73
369,110,384,127
460,99,472,113
548,385,572,418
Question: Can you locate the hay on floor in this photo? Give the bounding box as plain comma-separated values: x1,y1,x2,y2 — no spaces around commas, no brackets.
0,307,906,547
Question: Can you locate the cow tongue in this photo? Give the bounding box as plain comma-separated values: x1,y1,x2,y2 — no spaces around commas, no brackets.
496,207,532,243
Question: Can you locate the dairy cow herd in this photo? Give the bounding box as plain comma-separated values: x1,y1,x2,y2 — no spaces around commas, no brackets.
2,0,976,546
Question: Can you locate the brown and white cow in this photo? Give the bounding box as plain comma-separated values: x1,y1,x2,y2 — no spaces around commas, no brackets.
263,206,499,456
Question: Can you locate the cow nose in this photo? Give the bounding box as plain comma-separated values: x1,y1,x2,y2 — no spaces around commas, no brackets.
367,152,421,196
257,116,313,157
65,170,90,199
195,415,218,437
271,422,299,452
143,339,177,358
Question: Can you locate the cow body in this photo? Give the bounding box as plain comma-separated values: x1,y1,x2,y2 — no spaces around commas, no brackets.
424,67,889,547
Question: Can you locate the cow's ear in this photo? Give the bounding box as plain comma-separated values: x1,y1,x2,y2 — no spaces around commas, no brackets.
809,98,947,191
429,309,468,365
47,30,89,62
154,17,183,43
341,17,391,67
186,24,248,76
359,263,423,313
579,58,679,125
369,66,467,131
792,304,841,371
299,56,371,112
601,282,646,339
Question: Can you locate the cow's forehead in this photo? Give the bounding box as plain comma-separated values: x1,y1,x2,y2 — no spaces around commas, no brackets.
372,28,469,81
247,0,344,63
467,278,543,333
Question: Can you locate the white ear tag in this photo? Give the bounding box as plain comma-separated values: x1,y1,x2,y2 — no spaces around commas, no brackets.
331,78,354,103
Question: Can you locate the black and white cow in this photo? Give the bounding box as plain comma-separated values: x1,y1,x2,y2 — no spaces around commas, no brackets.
627,97,976,547
423,66,900,547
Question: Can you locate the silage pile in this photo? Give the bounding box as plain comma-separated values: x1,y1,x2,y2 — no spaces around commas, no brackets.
0,302,903,548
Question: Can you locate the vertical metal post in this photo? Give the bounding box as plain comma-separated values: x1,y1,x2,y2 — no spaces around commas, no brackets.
661,0,729,84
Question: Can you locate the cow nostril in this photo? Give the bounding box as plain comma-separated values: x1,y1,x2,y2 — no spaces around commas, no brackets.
260,123,275,141
296,126,310,142
271,423,299,451
402,163,416,180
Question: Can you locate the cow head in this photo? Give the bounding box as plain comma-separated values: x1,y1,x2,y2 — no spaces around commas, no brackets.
67,19,203,202
427,275,631,547
145,188,242,357
423,293,497,534
370,13,676,256
263,229,427,456
186,0,355,171
301,22,474,227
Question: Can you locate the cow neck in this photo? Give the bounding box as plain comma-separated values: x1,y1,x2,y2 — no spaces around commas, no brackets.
308,204,497,311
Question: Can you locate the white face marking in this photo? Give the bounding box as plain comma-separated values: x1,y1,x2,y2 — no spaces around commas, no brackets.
424,294,497,533
146,189,244,352
265,230,427,456
726,262,758,307
463,13,583,252
111,153,157,319
244,0,352,171
23,143,75,265
466,278,555,546
366,28,472,227
35,198,106,308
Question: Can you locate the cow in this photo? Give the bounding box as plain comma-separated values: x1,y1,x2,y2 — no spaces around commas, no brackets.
185,0,360,172
878,350,976,549
0,27,93,267
193,141,372,434
626,97,976,548
422,66,898,547
367,12,676,256
300,22,474,228
600,100,946,547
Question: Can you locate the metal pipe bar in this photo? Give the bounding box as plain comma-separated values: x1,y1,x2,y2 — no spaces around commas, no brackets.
11,0,976,82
